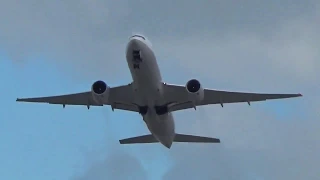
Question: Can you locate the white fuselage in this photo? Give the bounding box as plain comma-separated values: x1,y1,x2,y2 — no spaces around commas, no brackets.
125,36,175,148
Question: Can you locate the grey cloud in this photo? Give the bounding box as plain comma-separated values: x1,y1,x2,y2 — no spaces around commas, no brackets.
0,0,130,79
153,12,319,88
1,0,319,80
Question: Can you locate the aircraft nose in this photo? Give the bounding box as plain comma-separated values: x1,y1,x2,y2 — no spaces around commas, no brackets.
129,38,142,49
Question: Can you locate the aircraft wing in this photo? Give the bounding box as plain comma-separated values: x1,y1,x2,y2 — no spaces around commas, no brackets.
164,84,302,112
16,85,139,112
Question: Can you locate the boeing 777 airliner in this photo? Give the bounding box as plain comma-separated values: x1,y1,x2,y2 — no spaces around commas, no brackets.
16,34,302,148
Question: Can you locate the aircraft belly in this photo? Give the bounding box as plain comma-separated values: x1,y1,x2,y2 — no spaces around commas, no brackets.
126,37,164,106
126,36,175,147
132,61,163,106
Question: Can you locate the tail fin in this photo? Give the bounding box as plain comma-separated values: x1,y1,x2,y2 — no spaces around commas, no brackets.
174,133,220,143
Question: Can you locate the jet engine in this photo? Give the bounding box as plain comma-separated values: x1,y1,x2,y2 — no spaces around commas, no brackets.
91,80,110,104
185,79,204,102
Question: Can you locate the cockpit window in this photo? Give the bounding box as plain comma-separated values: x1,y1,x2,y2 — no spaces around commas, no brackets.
130,35,145,40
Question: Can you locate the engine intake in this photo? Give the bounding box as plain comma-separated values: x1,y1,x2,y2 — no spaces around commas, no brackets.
91,80,110,104
92,80,107,95
186,79,201,93
185,79,204,102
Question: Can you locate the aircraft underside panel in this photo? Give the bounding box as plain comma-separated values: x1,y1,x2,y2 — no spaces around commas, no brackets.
132,50,142,69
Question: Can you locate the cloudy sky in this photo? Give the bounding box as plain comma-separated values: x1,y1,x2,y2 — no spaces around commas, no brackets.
0,0,319,179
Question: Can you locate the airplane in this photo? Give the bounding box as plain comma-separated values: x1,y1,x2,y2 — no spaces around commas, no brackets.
16,34,302,149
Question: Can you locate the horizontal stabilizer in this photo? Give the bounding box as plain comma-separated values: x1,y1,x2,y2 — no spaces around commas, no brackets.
119,134,220,145
174,133,220,143
119,134,157,144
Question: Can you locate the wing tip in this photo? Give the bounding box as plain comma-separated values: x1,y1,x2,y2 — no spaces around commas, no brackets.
119,139,127,144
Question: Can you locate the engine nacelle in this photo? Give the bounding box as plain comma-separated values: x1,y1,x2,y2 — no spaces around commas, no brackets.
91,80,110,104
185,79,204,102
